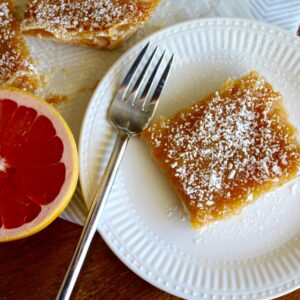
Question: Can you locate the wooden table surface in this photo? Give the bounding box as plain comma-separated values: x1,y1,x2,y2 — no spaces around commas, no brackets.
0,218,299,300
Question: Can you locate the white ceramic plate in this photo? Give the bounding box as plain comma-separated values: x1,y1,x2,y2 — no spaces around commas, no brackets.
79,18,300,299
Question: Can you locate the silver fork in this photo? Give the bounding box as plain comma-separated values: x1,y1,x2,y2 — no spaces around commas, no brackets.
57,43,174,300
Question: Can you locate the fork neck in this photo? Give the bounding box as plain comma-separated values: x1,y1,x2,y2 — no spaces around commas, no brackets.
113,130,130,160
117,130,130,142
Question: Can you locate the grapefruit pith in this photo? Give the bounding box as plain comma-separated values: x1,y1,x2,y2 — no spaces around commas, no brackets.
0,87,78,242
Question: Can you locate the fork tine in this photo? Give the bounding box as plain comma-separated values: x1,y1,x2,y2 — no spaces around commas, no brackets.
150,54,174,104
137,50,166,106
118,42,150,100
125,46,158,105
145,54,174,112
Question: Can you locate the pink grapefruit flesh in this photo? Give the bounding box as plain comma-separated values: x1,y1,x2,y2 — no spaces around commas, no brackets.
0,87,78,241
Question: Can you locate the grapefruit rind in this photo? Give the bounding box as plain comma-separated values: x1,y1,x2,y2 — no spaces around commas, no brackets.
0,87,78,242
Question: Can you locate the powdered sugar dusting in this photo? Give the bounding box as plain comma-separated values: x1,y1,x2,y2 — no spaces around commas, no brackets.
143,71,300,227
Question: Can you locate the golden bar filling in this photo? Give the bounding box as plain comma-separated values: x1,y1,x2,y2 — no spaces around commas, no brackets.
142,72,300,228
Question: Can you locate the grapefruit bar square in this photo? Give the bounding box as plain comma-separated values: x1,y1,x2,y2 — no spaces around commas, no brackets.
0,0,40,90
142,71,300,228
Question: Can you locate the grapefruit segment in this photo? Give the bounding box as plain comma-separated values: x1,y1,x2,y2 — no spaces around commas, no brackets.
3,105,37,145
27,115,57,142
17,135,64,167
0,87,78,241
0,100,17,139
0,178,41,229
15,163,66,205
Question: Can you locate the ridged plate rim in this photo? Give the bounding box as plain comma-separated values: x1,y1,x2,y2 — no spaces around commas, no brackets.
79,18,300,299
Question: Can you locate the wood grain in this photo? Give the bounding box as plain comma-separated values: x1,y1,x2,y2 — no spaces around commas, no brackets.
0,219,178,300
0,218,299,299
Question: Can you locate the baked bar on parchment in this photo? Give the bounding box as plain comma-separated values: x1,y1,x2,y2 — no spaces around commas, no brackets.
0,0,40,90
21,0,160,48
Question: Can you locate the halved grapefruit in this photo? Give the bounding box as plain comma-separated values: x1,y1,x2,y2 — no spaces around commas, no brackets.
0,87,78,242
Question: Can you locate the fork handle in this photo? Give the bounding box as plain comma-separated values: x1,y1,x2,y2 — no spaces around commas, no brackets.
56,131,129,300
